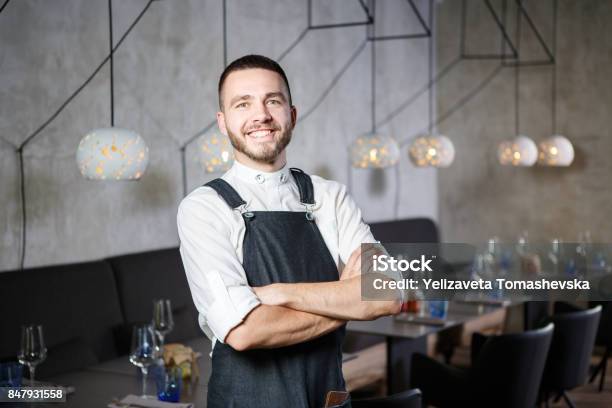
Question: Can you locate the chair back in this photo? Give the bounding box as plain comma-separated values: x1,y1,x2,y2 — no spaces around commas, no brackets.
542,303,602,391
469,323,554,408
352,388,422,408
369,218,438,243
590,301,612,347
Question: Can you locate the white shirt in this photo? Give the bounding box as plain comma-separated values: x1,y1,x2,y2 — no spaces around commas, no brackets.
177,161,376,346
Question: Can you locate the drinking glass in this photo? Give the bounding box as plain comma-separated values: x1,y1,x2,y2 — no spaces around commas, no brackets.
0,362,23,387
155,366,182,402
516,230,529,255
17,325,47,385
428,300,449,319
129,324,159,398
152,299,174,350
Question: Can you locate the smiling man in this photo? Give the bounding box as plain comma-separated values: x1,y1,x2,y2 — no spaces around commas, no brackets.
177,55,400,408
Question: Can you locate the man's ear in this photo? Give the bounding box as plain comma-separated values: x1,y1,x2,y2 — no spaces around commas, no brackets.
290,105,297,128
216,111,228,136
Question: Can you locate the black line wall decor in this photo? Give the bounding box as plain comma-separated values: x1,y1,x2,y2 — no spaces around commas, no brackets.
6,0,536,270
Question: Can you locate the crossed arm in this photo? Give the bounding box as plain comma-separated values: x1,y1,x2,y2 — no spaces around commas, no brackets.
225,245,401,351
225,304,345,351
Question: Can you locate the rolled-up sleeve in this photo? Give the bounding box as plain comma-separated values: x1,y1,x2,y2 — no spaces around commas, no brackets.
177,192,260,343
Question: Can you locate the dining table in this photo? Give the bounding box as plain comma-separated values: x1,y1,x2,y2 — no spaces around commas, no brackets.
39,337,363,407
37,338,213,407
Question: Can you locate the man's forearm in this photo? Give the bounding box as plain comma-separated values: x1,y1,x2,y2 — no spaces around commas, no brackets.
224,304,345,351
255,276,401,321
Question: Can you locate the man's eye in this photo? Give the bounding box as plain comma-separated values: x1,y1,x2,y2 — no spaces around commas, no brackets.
267,99,281,105
235,102,248,108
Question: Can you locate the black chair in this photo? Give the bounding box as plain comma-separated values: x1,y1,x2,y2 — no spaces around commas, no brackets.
369,218,439,244
539,302,601,408
588,301,612,391
410,323,554,408
351,388,421,408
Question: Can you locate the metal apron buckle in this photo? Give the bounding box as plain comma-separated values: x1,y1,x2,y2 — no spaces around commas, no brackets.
236,204,254,219
302,203,315,221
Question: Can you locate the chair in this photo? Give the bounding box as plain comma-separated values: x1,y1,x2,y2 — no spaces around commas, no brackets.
410,323,554,408
369,218,439,244
588,301,612,391
539,302,601,408
351,388,422,408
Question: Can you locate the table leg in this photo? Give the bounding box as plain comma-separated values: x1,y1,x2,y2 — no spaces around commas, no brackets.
386,336,427,395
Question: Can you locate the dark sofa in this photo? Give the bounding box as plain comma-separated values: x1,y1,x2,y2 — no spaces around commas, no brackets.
0,247,199,379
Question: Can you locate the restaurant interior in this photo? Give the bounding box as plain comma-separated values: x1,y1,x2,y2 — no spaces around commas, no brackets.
1,0,612,407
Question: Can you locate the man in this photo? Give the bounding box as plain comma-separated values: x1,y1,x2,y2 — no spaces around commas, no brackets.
177,55,401,408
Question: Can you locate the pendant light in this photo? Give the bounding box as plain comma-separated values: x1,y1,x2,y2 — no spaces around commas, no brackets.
199,132,234,173
497,7,536,167
538,0,574,167
409,1,455,168
538,135,573,166
350,0,400,169
76,0,149,180
498,135,538,166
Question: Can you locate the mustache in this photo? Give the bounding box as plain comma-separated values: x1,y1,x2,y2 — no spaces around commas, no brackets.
243,124,281,133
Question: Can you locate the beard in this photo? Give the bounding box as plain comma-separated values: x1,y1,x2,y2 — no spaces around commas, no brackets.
227,124,293,164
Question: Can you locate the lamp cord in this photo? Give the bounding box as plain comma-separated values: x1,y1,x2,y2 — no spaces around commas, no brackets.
223,0,227,67
0,0,10,14
428,0,433,134
552,0,557,135
514,0,522,135
370,0,376,133
109,0,115,127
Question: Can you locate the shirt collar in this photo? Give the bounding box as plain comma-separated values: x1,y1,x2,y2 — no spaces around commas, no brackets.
229,160,292,187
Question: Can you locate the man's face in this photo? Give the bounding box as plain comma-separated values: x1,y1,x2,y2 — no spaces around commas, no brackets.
217,68,296,165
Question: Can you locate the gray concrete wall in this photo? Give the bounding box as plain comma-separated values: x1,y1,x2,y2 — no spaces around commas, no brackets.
437,0,612,244
1,0,438,270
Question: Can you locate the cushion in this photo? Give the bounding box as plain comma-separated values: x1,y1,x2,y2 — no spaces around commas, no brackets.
36,337,99,380
108,248,200,350
0,260,123,370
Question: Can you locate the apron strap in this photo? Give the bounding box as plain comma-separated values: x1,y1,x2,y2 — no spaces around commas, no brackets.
204,178,246,209
290,168,315,205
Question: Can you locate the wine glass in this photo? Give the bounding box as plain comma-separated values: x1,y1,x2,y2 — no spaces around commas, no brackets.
152,299,174,350
17,325,47,385
129,324,159,398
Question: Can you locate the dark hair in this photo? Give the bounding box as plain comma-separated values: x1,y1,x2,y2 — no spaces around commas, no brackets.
218,54,292,109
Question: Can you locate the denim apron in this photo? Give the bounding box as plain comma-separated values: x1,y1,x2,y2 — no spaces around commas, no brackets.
205,168,349,408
